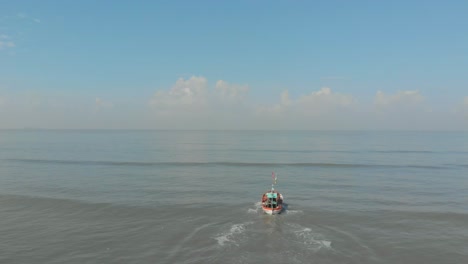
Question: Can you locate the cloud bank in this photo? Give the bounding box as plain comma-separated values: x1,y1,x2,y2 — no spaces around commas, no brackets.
144,76,466,130
374,90,424,108
0,76,467,130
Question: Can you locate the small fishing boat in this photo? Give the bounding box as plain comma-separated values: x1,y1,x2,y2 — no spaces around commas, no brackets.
261,172,284,215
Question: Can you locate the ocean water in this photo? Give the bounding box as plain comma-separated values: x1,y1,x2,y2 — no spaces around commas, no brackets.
0,130,467,263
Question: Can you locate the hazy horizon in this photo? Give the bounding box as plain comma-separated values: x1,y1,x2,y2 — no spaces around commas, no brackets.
2,128,468,132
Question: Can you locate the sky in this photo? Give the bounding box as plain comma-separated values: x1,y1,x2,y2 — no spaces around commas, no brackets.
1,0,468,130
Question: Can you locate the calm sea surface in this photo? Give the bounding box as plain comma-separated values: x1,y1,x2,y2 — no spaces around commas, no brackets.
0,130,467,263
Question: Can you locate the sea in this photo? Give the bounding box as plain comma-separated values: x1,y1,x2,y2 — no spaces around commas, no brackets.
0,130,467,264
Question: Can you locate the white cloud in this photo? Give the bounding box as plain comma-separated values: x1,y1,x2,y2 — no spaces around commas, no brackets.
0,40,15,49
369,90,443,130
95,97,113,110
0,35,15,50
256,90,294,116
215,80,249,102
147,76,254,129
374,90,424,107
149,76,208,111
296,87,354,112
16,13,40,23
464,96,468,106
280,90,291,107
0,13,41,52
253,87,358,130
149,77,250,112
257,87,355,117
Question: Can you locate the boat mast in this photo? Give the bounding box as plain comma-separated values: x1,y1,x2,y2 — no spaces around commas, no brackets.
271,171,277,192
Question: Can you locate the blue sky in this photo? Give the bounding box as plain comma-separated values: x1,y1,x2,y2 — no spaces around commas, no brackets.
1,1,468,129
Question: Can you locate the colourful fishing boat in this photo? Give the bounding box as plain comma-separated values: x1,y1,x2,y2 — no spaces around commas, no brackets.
261,172,284,215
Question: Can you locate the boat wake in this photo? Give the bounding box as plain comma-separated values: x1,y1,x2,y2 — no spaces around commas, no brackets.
289,224,332,251
285,209,304,215
247,202,262,214
214,222,253,247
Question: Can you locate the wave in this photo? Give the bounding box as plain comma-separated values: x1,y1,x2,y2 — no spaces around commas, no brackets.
4,158,450,169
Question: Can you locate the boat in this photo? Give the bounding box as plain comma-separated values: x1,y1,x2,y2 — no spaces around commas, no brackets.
261,172,284,215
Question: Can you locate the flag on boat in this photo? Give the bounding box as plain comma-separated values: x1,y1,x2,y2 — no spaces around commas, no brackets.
272,172,277,185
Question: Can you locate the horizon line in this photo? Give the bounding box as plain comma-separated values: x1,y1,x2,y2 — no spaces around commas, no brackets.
1,128,467,132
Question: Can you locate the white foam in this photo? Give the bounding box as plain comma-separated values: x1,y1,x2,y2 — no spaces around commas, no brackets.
247,201,262,213
320,240,332,248
215,235,230,246
286,209,303,215
293,225,332,250
214,222,251,246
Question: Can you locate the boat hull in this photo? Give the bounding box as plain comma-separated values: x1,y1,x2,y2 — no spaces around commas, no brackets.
261,206,283,215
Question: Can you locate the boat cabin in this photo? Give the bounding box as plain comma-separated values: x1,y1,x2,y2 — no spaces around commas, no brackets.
263,192,282,209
